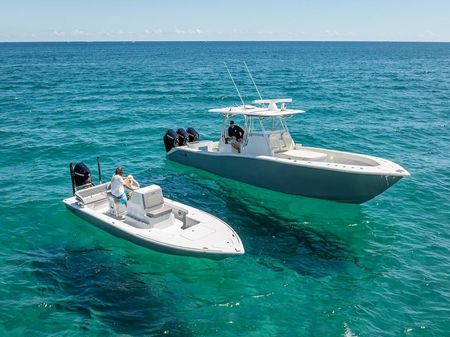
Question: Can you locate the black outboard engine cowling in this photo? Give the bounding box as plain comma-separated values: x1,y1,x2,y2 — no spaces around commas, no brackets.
176,128,189,146
73,162,92,188
163,129,180,152
186,127,200,142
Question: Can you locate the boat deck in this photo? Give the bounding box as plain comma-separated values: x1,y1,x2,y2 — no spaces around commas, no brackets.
275,147,381,166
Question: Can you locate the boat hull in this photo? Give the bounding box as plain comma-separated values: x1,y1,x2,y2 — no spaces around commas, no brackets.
64,202,242,259
167,148,403,203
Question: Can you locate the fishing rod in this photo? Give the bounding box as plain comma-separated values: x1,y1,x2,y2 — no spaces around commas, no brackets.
97,156,102,184
244,61,263,100
224,62,245,106
69,162,76,195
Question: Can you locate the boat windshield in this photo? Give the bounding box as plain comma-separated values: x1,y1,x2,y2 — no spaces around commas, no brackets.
261,116,286,132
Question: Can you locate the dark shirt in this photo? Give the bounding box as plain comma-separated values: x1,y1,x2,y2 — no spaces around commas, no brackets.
228,125,244,140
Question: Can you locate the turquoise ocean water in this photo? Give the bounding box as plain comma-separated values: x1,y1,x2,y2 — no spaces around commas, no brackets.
0,42,449,336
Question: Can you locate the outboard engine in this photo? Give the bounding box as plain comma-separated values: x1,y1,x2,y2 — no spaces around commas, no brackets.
69,157,102,195
163,129,179,152
176,128,189,146
186,127,200,142
73,162,92,188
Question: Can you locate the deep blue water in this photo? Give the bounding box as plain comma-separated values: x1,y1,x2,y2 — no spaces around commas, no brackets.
0,42,449,336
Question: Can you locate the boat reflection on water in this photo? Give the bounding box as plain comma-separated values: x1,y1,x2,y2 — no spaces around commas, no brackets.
163,164,378,276
167,160,366,226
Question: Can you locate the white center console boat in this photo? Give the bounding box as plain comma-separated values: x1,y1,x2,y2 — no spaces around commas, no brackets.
164,98,409,204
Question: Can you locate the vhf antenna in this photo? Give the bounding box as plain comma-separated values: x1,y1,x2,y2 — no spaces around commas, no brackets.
244,62,263,100
224,62,245,105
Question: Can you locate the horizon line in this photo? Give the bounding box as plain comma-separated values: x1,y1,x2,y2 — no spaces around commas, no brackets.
1,39,449,44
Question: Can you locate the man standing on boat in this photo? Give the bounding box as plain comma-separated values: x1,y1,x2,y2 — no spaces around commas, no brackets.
111,166,138,204
228,120,244,153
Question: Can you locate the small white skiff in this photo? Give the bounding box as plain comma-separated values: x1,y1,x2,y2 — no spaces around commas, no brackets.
63,183,244,258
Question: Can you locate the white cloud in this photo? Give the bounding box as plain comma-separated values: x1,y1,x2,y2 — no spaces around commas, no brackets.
144,28,163,35
70,29,89,37
53,29,90,38
324,29,340,37
257,31,274,36
418,30,437,40
175,28,203,35
53,30,66,37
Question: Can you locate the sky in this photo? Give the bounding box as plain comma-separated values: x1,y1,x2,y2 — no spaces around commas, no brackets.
1,0,449,42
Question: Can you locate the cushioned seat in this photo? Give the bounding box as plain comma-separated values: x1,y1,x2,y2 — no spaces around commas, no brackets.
75,183,108,206
146,205,172,218
142,185,172,218
279,149,328,160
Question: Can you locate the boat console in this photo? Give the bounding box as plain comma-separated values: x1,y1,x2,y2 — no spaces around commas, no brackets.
127,185,173,229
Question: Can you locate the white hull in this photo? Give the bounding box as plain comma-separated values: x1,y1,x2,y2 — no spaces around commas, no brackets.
63,184,244,258
168,141,409,203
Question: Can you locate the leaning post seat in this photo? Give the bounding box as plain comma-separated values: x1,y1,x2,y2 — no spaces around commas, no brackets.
127,185,173,228
107,194,127,218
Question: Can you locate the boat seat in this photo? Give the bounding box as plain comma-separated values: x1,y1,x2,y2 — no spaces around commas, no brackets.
107,193,127,218
281,132,294,150
279,149,328,160
142,185,172,218
269,133,289,153
146,205,172,218
75,184,108,206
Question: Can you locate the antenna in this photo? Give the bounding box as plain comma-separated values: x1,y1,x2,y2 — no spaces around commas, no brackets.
224,62,245,105
244,62,263,100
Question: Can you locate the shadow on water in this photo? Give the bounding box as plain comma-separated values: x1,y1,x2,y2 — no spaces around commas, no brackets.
216,186,365,278
155,161,364,221
27,246,192,336
158,162,373,278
